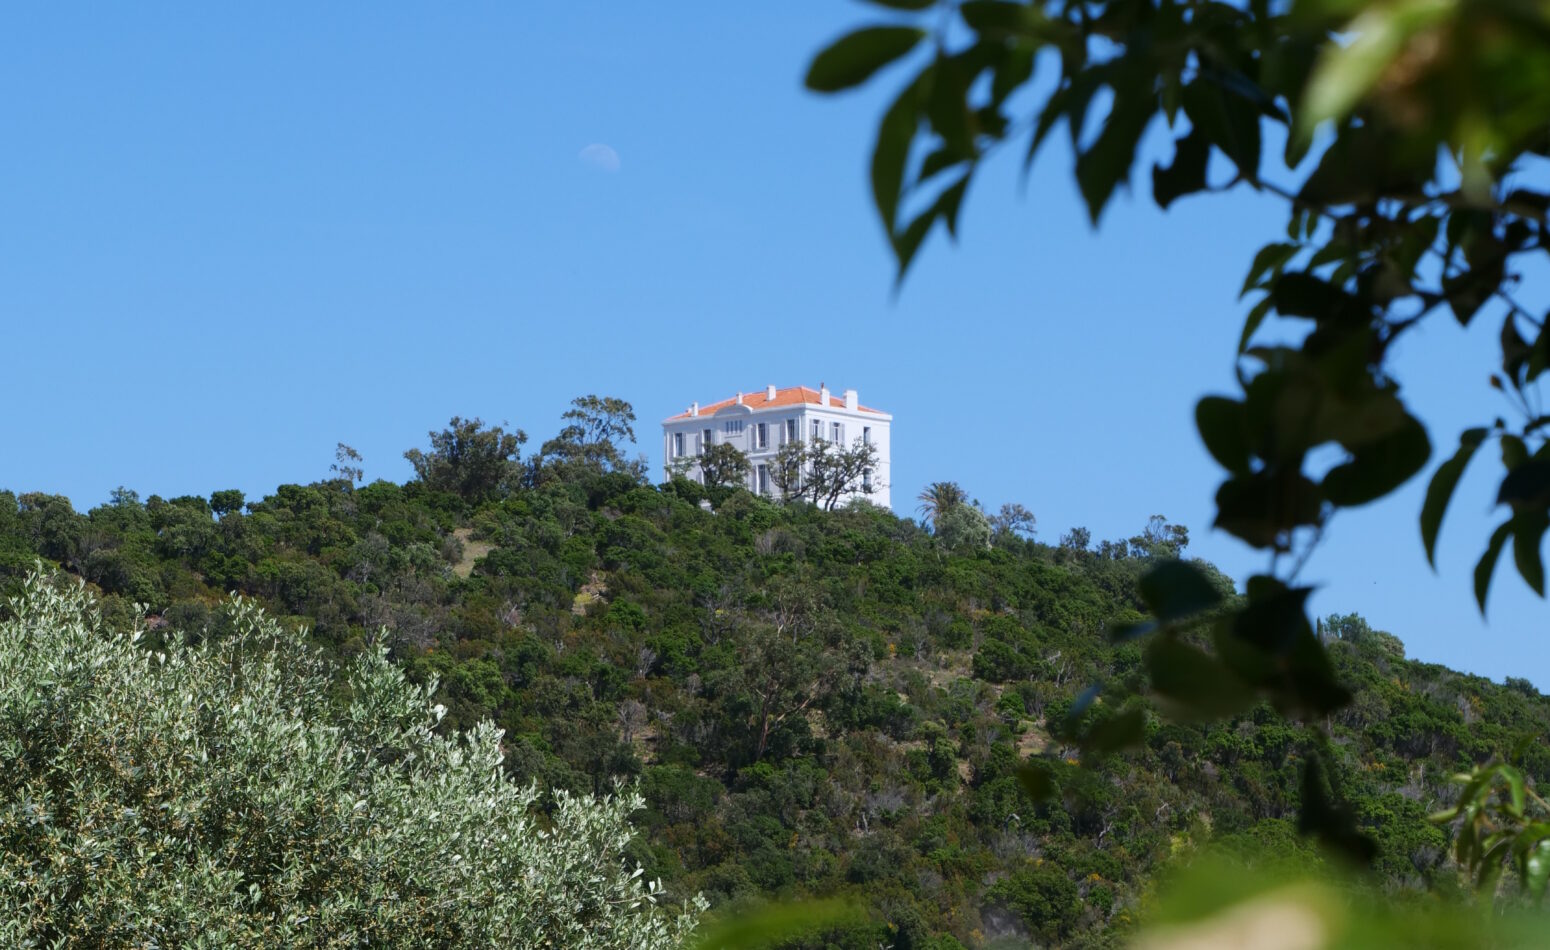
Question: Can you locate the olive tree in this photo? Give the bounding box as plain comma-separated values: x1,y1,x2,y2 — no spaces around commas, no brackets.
0,570,704,948
769,438,880,510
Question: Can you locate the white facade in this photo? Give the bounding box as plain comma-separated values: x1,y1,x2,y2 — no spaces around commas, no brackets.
662,385,892,509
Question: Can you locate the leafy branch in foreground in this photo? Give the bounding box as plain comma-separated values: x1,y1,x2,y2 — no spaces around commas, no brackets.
1432,753,1550,902
809,0,1550,857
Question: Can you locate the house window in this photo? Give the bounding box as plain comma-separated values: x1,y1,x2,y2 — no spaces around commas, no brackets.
673,432,684,457
755,422,768,449
785,418,798,444
863,468,873,491
700,428,712,454
723,419,744,435
831,422,843,443
757,465,769,495
811,419,821,442
863,426,871,445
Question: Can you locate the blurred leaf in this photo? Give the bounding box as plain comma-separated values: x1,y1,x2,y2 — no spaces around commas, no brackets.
1197,396,1252,475
1301,0,1450,133
1214,470,1322,549
1502,433,1529,470
1152,128,1210,209
1497,458,1550,511
918,146,963,183
1422,428,1488,566
1139,560,1225,622
1030,67,1105,167
1016,763,1056,802
1082,706,1146,754
991,42,1036,104
693,899,865,950
1475,520,1514,612
1238,294,1275,353
1272,272,1363,322
892,173,971,283
926,52,977,158
1299,756,1378,866
1231,576,1312,654
1242,243,1301,297
1503,765,1527,818
1298,125,1431,206
871,70,928,231
1069,683,1102,719
1322,414,1431,506
1527,841,1550,902
1280,628,1354,716
1479,838,1512,891
1111,618,1159,643
961,0,1030,31
806,26,927,93
1443,254,1507,326
1509,510,1548,595
1147,638,1255,719
1075,81,1151,223
1181,78,1262,178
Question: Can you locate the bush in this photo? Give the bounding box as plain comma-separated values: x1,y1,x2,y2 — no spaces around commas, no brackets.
0,571,703,948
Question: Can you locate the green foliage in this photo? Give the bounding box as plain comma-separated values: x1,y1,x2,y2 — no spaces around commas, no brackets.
915,482,967,527
404,416,526,503
7,415,1550,945
0,570,703,947
698,444,754,495
536,395,643,483
808,0,1550,868
935,504,991,553
1431,755,1550,901
984,865,1082,944
989,502,1036,543
769,439,880,510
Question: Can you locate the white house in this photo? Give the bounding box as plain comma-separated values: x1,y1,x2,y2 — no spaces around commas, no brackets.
662,384,892,508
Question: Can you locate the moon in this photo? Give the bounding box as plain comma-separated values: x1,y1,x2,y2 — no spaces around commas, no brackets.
578,143,621,173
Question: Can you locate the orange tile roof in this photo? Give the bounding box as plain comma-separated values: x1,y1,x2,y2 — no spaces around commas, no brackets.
667,386,884,420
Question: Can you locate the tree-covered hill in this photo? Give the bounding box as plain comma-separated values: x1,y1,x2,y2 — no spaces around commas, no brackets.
2,403,1546,948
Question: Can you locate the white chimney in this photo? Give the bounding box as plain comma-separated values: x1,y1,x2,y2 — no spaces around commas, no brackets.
690,402,699,417
766,384,777,401
820,385,831,407
844,388,858,411
735,391,744,406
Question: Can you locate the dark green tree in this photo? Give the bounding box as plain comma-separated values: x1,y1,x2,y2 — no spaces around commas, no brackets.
535,396,643,482
697,443,752,494
404,417,525,503
210,490,245,518
1129,515,1189,559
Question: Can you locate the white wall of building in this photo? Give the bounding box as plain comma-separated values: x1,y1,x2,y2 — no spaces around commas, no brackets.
661,387,892,509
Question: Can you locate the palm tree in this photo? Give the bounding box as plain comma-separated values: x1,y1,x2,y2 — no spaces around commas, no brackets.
916,481,967,527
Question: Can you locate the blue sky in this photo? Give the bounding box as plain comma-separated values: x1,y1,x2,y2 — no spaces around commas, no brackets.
2,3,1545,685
